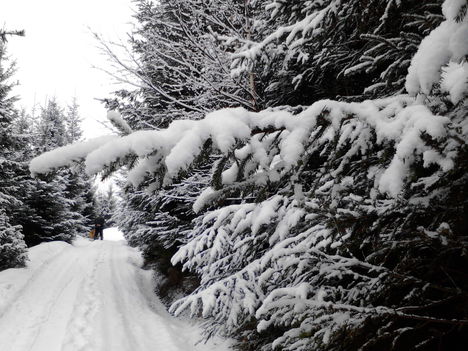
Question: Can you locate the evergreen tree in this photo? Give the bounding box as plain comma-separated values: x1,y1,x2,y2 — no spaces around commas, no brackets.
63,165,93,237
101,0,257,126
9,108,54,246
0,208,27,271
65,97,83,144
0,40,28,268
0,33,92,248
95,184,117,227
0,41,23,216
36,98,67,152
26,98,80,243
84,183,99,226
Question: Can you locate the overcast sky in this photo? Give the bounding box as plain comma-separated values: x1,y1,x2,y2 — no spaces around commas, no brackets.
1,0,134,139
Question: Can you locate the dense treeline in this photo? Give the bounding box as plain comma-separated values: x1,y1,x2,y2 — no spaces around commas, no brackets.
0,35,98,269
31,1,467,350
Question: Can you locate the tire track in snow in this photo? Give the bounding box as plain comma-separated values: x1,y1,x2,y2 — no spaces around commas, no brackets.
27,261,79,350
103,242,140,350
62,244,105,351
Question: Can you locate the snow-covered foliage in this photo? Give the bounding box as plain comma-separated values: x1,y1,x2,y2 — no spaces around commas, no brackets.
31,0,468,349
120,166,210,250
107,110,133,135
0,209,27,270
99,0,255,281
65,98,83,144
0,41,28,268
30,98,457,200
441,61,468,104
406,0,468,97
228,0,445,104
100,0,255,127
23,98,96,244
30,135,117,177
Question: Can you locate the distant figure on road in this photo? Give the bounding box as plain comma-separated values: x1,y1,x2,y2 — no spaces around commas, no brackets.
94,216,105,240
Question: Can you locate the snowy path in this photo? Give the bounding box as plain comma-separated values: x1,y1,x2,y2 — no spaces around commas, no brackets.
0,235,230,351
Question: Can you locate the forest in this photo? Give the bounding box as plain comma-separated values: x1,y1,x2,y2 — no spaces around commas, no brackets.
2,0,468,350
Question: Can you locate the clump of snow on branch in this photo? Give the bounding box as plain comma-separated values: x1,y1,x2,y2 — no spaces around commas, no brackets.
405,0,468,96
107,110,133,135
441,61,468,104
29,135,117,176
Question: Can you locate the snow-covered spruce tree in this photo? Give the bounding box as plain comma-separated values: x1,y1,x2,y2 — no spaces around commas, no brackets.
8,109,54,246
65,97,82,144
228,0,445,106
0,40,28,268
0,41,23,220
35,98,67,152
95,184,117,227
62,164,93,237
180,2,468,348
25,98,88,244
114,162,212,302
0,35,76,249
0,209,27,271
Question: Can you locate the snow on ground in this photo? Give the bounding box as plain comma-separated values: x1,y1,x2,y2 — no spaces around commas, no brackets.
103,227,125,241
0,237,232,351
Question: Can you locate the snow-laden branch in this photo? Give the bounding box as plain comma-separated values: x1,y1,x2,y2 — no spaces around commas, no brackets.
30,94,456,199
232,1,338,60
29,135,117,177
107,110,133,135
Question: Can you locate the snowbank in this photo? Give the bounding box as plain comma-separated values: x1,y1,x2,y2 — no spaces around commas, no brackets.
0,241,71,316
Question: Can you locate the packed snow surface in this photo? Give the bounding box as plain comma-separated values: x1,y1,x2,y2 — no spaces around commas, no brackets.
0,236,231,351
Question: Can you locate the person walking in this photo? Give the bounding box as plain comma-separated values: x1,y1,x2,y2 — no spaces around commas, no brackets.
94,216,105,240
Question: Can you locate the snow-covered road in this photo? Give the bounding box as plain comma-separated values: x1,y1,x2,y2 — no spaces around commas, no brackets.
0,235,230,351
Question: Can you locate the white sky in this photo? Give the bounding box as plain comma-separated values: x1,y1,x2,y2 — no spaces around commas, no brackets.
1,0,135,139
